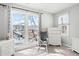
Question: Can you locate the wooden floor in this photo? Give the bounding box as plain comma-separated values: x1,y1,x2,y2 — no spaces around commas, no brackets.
48,45,79,56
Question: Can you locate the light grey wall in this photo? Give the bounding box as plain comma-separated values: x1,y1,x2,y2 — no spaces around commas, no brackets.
53,4,79,48
69,4,79,38
0,5,9,40
69,4,79,48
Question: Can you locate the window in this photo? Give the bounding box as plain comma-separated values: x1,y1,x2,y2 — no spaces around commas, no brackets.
28,16,39,26
58,13,69,34
11,8,25,44
58,14,69,25
28,15,39,41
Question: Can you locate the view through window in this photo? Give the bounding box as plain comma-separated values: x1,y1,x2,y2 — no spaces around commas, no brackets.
28,15,39,42
58,13,69,35
10,8,40,51
11,8,25,45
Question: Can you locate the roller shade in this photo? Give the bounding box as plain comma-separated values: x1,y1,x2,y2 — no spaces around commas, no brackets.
0,5,9,40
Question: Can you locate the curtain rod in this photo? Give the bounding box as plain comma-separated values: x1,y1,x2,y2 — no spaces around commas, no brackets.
12,6,43,14
0,3,43,14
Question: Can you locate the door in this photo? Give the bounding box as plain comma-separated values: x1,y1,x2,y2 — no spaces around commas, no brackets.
10,8,40,50
27,12,40,46
10,8,26,50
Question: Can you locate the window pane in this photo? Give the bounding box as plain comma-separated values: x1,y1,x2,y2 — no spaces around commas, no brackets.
63,14,69,24
28,16,39,26
58,14,69,25
58,13,69,34
58,16,63,24
11,9,25,44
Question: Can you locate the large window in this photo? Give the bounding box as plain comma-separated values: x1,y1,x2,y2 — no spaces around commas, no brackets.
28,16,39,26
28,15,39,41
11,8,25,44
10,8,40,50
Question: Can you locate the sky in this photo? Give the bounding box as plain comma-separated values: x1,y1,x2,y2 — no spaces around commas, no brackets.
11,11,25,25
11,10,39,26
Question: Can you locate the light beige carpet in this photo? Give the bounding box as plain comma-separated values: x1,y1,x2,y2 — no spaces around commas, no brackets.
15,47,64,56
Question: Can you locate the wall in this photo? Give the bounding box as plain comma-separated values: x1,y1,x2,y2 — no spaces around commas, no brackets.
69,4,79,48
69,4,79,38
41,13,53,29
54,4,79,48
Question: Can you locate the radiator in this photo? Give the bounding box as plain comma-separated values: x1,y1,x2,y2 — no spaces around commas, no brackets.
0,39,14,56
72,37,79,53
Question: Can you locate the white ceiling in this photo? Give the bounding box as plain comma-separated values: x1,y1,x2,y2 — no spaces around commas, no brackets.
17,3,78,13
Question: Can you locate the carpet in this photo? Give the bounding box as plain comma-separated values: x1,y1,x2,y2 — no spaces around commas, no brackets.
15,47,64,56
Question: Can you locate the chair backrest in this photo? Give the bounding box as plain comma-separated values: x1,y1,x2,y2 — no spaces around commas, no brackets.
40,31,48,41
48,27,61,34
48,27,61,42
